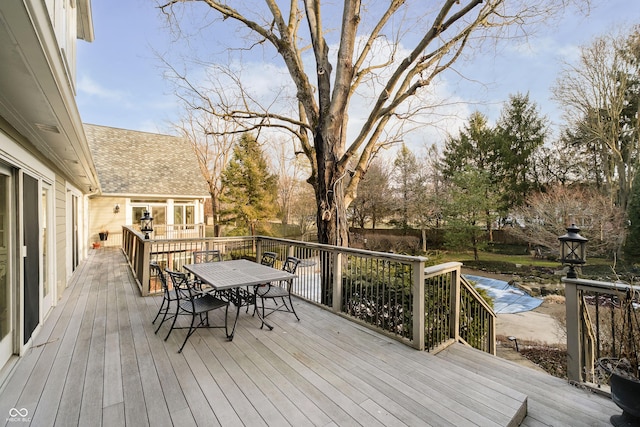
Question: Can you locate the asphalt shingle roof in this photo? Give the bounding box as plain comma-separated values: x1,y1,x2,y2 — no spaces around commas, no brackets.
84,124,209,197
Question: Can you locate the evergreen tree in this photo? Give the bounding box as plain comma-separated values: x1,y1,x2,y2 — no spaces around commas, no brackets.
443,167,497,261
442,112,501,238
442,112,498,176
495,92,547,210
221,133,278,235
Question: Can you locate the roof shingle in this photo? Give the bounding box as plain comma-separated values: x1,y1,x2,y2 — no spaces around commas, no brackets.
84,124,209,197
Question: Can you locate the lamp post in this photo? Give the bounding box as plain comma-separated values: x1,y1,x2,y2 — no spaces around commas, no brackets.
140,210,154,239
558,223,588,278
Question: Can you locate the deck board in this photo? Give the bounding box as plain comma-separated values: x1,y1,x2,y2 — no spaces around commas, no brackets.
0,248,617,426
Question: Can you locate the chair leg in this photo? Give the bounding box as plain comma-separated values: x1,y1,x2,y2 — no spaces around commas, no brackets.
178,314,198,353
287,295,300,321
260,296,267,329
152,297,167,324
155,299,171,334
251,287,259,316
244,286,253,313
165,305,180,341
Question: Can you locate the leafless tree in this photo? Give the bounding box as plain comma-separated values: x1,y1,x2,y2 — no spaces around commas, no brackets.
507,185,625,257
553,27,640,213
414,143,445,251
269,135,312,226
159,0,588,246
290,180,318,240
348,158,393,229
174,111,236,236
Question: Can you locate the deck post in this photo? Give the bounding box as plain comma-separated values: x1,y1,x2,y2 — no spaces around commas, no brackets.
564,279,582,382
450,266,461,342
332,251,343,313
412,259,426,350
140,238,151,296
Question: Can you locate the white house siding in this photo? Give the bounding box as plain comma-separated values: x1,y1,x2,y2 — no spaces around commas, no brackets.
0,0,95,378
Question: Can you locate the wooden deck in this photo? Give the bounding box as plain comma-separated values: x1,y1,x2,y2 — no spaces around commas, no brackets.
0,248,618,426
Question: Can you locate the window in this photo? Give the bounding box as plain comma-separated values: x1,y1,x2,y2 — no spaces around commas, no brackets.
174,203,195,226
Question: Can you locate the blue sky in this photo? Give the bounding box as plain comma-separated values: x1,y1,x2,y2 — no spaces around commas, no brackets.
77,0,640,148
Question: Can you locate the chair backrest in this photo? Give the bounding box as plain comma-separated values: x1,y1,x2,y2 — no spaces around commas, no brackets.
260,251,278,267
282,256,301,275
193,250,222,263
165,269,198,305
151,262,169,293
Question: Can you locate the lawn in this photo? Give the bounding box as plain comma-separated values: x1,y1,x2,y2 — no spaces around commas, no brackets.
439,249,621,280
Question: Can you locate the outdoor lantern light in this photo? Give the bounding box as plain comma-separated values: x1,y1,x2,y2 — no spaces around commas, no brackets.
558,223,588,279
113,203,120,214
140,210,154,239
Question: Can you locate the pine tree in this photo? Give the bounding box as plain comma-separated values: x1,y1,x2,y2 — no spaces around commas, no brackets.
495,92,547,210
221,133,278,235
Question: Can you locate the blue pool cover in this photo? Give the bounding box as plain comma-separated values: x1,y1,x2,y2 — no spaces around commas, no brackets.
464,274,543,314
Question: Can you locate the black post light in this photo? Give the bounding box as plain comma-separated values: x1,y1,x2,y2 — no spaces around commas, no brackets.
140,210,154,239
558,223,588,279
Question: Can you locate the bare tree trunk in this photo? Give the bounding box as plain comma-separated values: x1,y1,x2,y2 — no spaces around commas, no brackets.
211,194,221,237
422,228,427,252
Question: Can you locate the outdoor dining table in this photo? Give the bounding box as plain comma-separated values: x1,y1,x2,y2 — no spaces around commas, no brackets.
183,259,296,340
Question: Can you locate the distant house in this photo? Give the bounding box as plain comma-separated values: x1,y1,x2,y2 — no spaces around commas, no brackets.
84,124,210,247
0,1,96,373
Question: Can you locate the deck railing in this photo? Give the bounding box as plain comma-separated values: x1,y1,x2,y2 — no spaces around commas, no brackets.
121,226,496,353
104,224,206,248
564,277,639,385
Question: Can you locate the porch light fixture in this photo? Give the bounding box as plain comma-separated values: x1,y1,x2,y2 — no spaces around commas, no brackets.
558,223,588,279
140,210,154,239
113,204,120,214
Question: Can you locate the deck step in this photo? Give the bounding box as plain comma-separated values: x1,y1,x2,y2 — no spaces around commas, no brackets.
437,342,619,426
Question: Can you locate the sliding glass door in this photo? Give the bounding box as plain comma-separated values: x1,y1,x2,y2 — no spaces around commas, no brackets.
0,165,13,366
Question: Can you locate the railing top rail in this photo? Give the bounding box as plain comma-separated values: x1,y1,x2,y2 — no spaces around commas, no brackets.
122,226,255,244
460,275,497,316
562,277,638,295
122,225,147,241
258,235,428,263
122,229,426,263
424,262,462,278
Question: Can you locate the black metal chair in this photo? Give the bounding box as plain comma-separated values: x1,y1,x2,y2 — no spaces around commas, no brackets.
254,256,301,327
260,251,277,267
190,249,224,294
242,251,279,313
151,262,177,334
164,269,229,353
192,249,222,263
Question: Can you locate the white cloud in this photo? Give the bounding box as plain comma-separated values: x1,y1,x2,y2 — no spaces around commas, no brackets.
77,75,126,101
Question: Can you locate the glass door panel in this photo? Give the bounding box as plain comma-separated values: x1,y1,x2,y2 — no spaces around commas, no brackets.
0,167,13,366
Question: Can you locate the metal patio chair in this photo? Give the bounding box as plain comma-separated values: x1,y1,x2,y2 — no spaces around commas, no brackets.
254,256,301,327
192,249,222,263
242,251,279,312
164,269,229,353
151,261,177,334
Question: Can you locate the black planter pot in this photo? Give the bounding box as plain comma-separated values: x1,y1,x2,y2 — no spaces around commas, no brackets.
599,358,640,427
99,232,108,241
